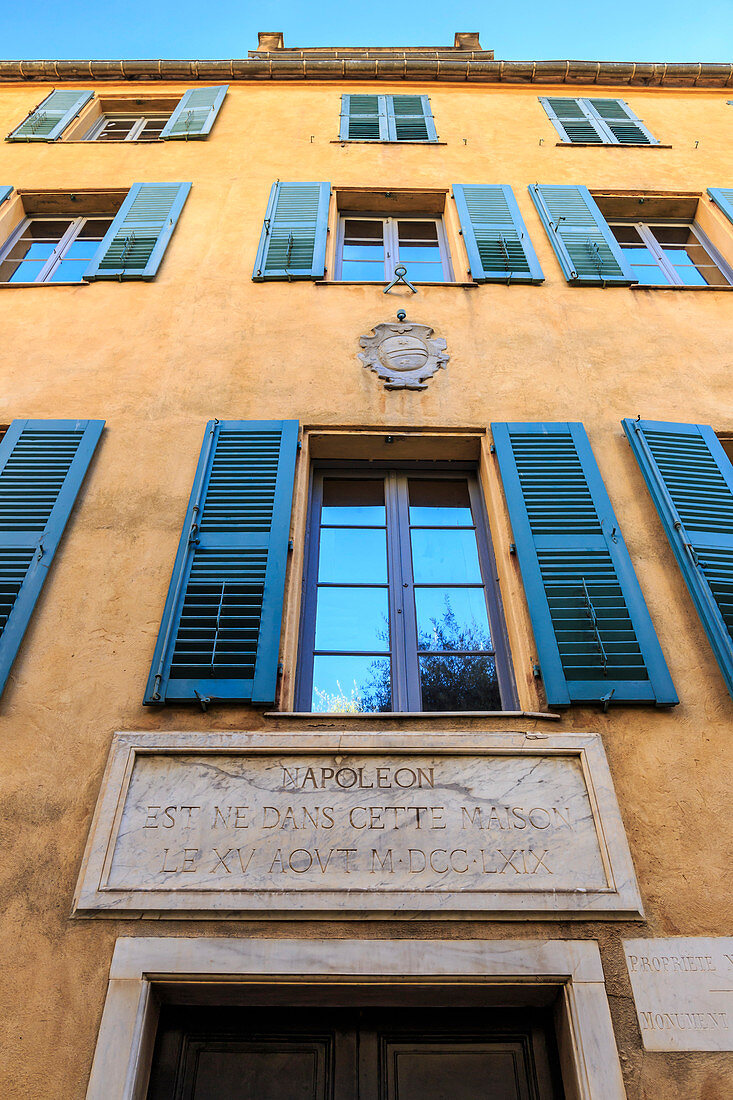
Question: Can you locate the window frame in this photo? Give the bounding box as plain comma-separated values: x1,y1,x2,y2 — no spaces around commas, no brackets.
334,213,454,283
295,463,518,713
608,217,733,287
83,113,169,142
0,213,113,285
539,96,659,146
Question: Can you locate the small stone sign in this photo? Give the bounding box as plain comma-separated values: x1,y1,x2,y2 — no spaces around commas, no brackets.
74,732,642,919
624,938,733,1051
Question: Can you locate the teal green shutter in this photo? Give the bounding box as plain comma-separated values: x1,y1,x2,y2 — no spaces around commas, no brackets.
7,90,93,141
539,98,604,143
160,86,228,139
586,99,658,144
708,188,733,225
144,420,299,706
0,419,104,695
340,95,385,140
529,185,635,285
0,186,11,207
453,185,543,283
623,419,733,699
84,182,191,280
253,182,330,281
386,95,437,141
492,421,677,708
539,97,657,145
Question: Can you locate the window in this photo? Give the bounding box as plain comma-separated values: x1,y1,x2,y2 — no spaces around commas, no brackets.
607,221,732,286
336,216,452,282
297,469,516,713
539,97,659,145
84,114,169,142
339,94,437,142
0,215,113,284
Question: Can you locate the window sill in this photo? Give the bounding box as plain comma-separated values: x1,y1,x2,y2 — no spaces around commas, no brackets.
62,139,165,144
331,139,446,145
315,280,478,288
630,282,733,290
555,141,672,148
0,281,87,288
266,710,562,722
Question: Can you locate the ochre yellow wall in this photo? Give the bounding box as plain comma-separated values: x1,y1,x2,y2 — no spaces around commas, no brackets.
0,80,731,1099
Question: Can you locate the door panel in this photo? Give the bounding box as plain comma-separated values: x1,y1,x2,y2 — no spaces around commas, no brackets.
181,1041,328,1100
384,1042,531,1100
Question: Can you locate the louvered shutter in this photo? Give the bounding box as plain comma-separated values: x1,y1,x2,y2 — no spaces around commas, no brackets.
492,421,677,707
539,98,605,143
386,95,437,142
253,182,330,281
7,90,93,142
160,85,228,139
453,185,543,283
708,188,733,225
144,420,299,706
340,95,386,140
586,99,658,144
84,182,191,280
529,185,635,285
0,186,11,207
0,419,104,695
623,419,733,698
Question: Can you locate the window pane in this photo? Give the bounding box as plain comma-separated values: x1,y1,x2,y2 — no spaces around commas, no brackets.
312,655,391,712
96,117,137,140
321,478,385,525
409,479,473,525
63,239,102,258
140,118,167,138
343,219,384,241
315,587,389,651
25,220,71,240
415,588,492,652
2,259,44,283
318,528,387,583
419,654,500,711
411,528,482,584
340,260,385,281
78,219,113,239
49,259,89,283
398,221,438,243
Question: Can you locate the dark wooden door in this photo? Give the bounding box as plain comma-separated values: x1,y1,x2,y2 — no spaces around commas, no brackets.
147,1006,562,1100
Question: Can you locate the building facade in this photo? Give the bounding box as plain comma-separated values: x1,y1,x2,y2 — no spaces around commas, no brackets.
0,30,731,1099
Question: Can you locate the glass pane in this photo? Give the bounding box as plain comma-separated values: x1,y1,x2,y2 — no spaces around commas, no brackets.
415,588,492,651
343,219,384,241
312,655,391,712
411,528,482,584
610,224,643,244
342,244,384,262
409,479,473,525
404,262,444,282
339,260,385,281
620,245,656,265
97,117,136,140
48,260,88,283
399,246,442,262
63,239,101,258
25,220,71,239
318,528,387,583
2,260,44,283
315,587,389,652
321,479,385,525
673,262,708,286
419,654,500,711
78,219,113,239
140,118,167,138
398,221,438,243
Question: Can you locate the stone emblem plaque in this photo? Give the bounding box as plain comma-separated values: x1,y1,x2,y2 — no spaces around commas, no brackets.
624,938,733,1051
359,321,449,389
74,732,642,919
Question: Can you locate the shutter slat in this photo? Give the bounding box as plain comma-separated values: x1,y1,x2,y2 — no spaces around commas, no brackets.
492,421,677,707
7,90,93,141
341,94,384,140
160,86,228,140
529,185,635,285
453,185,543,283
84,182,191,281
144,419,299,706
253,182,330,281
539,97,658,145
623,418,733,699
0,419,104,695
387,95,436,141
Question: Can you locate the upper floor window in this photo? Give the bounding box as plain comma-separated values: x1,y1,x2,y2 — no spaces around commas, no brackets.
539,97,659,146
0,215,112,284
608,220,732,286
339,94,437,142
336,215,452,283
84,114,170,142
296,469,516,713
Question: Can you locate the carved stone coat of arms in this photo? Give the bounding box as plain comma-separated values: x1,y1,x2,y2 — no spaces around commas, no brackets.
359,321,449,390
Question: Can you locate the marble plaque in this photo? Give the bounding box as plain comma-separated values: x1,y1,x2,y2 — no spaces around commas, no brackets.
74,732,643,919
624,938,733,1051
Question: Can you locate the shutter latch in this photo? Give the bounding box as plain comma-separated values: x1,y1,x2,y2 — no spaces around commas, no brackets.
194,689,210,712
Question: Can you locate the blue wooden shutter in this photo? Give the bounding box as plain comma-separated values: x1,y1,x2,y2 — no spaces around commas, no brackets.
453,185,543,283
144,419,299,706
160,86,228,139
7,90,93,141
386,95,437,141
492,421,677,708
708,188,733,225
340,95,386,140
0,419,104,695
623,418,733,699
539,98,604,143
253,182,330,281
84,182,191,280
586,99,658,145
539,97,657,145
0,186,11,207
529,185,635,285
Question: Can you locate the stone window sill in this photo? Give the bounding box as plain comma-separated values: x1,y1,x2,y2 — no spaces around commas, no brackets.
331,139,446,145
266,709,562,721
315,280,478,287
555,141,672,148
0,281,87,288
630,283,733,291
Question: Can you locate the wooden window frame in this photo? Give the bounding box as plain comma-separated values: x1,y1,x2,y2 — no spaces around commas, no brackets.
608,217,733,287
0,213,113,285
295,464,517,713
83,113,170,142
334,213,454,283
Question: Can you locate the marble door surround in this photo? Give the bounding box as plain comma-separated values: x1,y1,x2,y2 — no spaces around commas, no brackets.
86,937,626,1100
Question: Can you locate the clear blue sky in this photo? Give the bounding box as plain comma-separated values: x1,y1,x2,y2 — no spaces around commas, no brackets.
3,1,732,61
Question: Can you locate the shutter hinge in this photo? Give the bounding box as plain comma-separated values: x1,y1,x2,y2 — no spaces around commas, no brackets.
490,443,496,454
297,439,302,451
532,662,542,680
509,543,516,555
277,662,284,676
194,689,210,712
188,522,200,545
288,539,294,551
600,688,615,713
